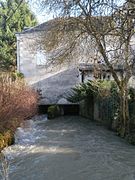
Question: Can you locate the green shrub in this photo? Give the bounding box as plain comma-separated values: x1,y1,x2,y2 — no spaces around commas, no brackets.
0,131,14,151
47,105,61,119
11,72,24,80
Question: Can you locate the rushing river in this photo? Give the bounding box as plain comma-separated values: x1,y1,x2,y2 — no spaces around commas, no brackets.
1,115,135,180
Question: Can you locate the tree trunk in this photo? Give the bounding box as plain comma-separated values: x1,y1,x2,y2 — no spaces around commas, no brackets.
118,88,130,137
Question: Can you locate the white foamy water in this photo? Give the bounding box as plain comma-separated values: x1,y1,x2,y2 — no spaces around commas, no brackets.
1,116,135,180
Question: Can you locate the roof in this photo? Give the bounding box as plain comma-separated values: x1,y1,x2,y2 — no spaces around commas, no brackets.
79,63,125,72
16,17,78,35
16,19,57,35
16,16,112,35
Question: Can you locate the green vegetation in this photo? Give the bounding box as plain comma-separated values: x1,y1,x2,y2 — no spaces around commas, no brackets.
67,80,117,103
0,0,37,71
47,105,61,119
67,80,99,103
67,80,135,143
0,130,14,151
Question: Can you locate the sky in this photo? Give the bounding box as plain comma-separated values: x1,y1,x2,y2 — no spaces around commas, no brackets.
30,0,126,24
32,8,54,23
29,1,54,23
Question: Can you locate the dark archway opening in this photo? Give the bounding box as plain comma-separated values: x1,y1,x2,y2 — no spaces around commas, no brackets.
38,104,79,115
60,104,79,115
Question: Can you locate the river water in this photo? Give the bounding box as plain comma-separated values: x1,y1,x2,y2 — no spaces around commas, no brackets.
1,115,135,180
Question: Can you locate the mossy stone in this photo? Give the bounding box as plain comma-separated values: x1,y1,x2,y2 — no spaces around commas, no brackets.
47,105,61,119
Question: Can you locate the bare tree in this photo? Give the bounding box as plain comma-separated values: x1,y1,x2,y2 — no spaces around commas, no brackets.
37,0,135,137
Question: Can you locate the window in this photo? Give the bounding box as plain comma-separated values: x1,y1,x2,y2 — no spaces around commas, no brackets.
36,50,47,66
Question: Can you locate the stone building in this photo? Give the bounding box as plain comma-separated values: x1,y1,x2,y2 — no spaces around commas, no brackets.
16,18,135,106
78,63,126,83
16,19,93,105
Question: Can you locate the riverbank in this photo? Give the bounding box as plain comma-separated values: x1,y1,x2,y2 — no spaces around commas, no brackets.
0,118,25,152
0,130,14,152
0,73,39,152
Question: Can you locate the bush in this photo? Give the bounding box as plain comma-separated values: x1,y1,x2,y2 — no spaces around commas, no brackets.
47,105,61,119
11,71,24,80
0,73,38,133
67,80,119,128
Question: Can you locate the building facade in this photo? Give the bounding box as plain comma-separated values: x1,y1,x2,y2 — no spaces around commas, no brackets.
16,19,135,105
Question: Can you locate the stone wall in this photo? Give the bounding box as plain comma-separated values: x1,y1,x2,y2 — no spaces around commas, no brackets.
79,95,94,120
16,32,81,104
79,97,115,128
